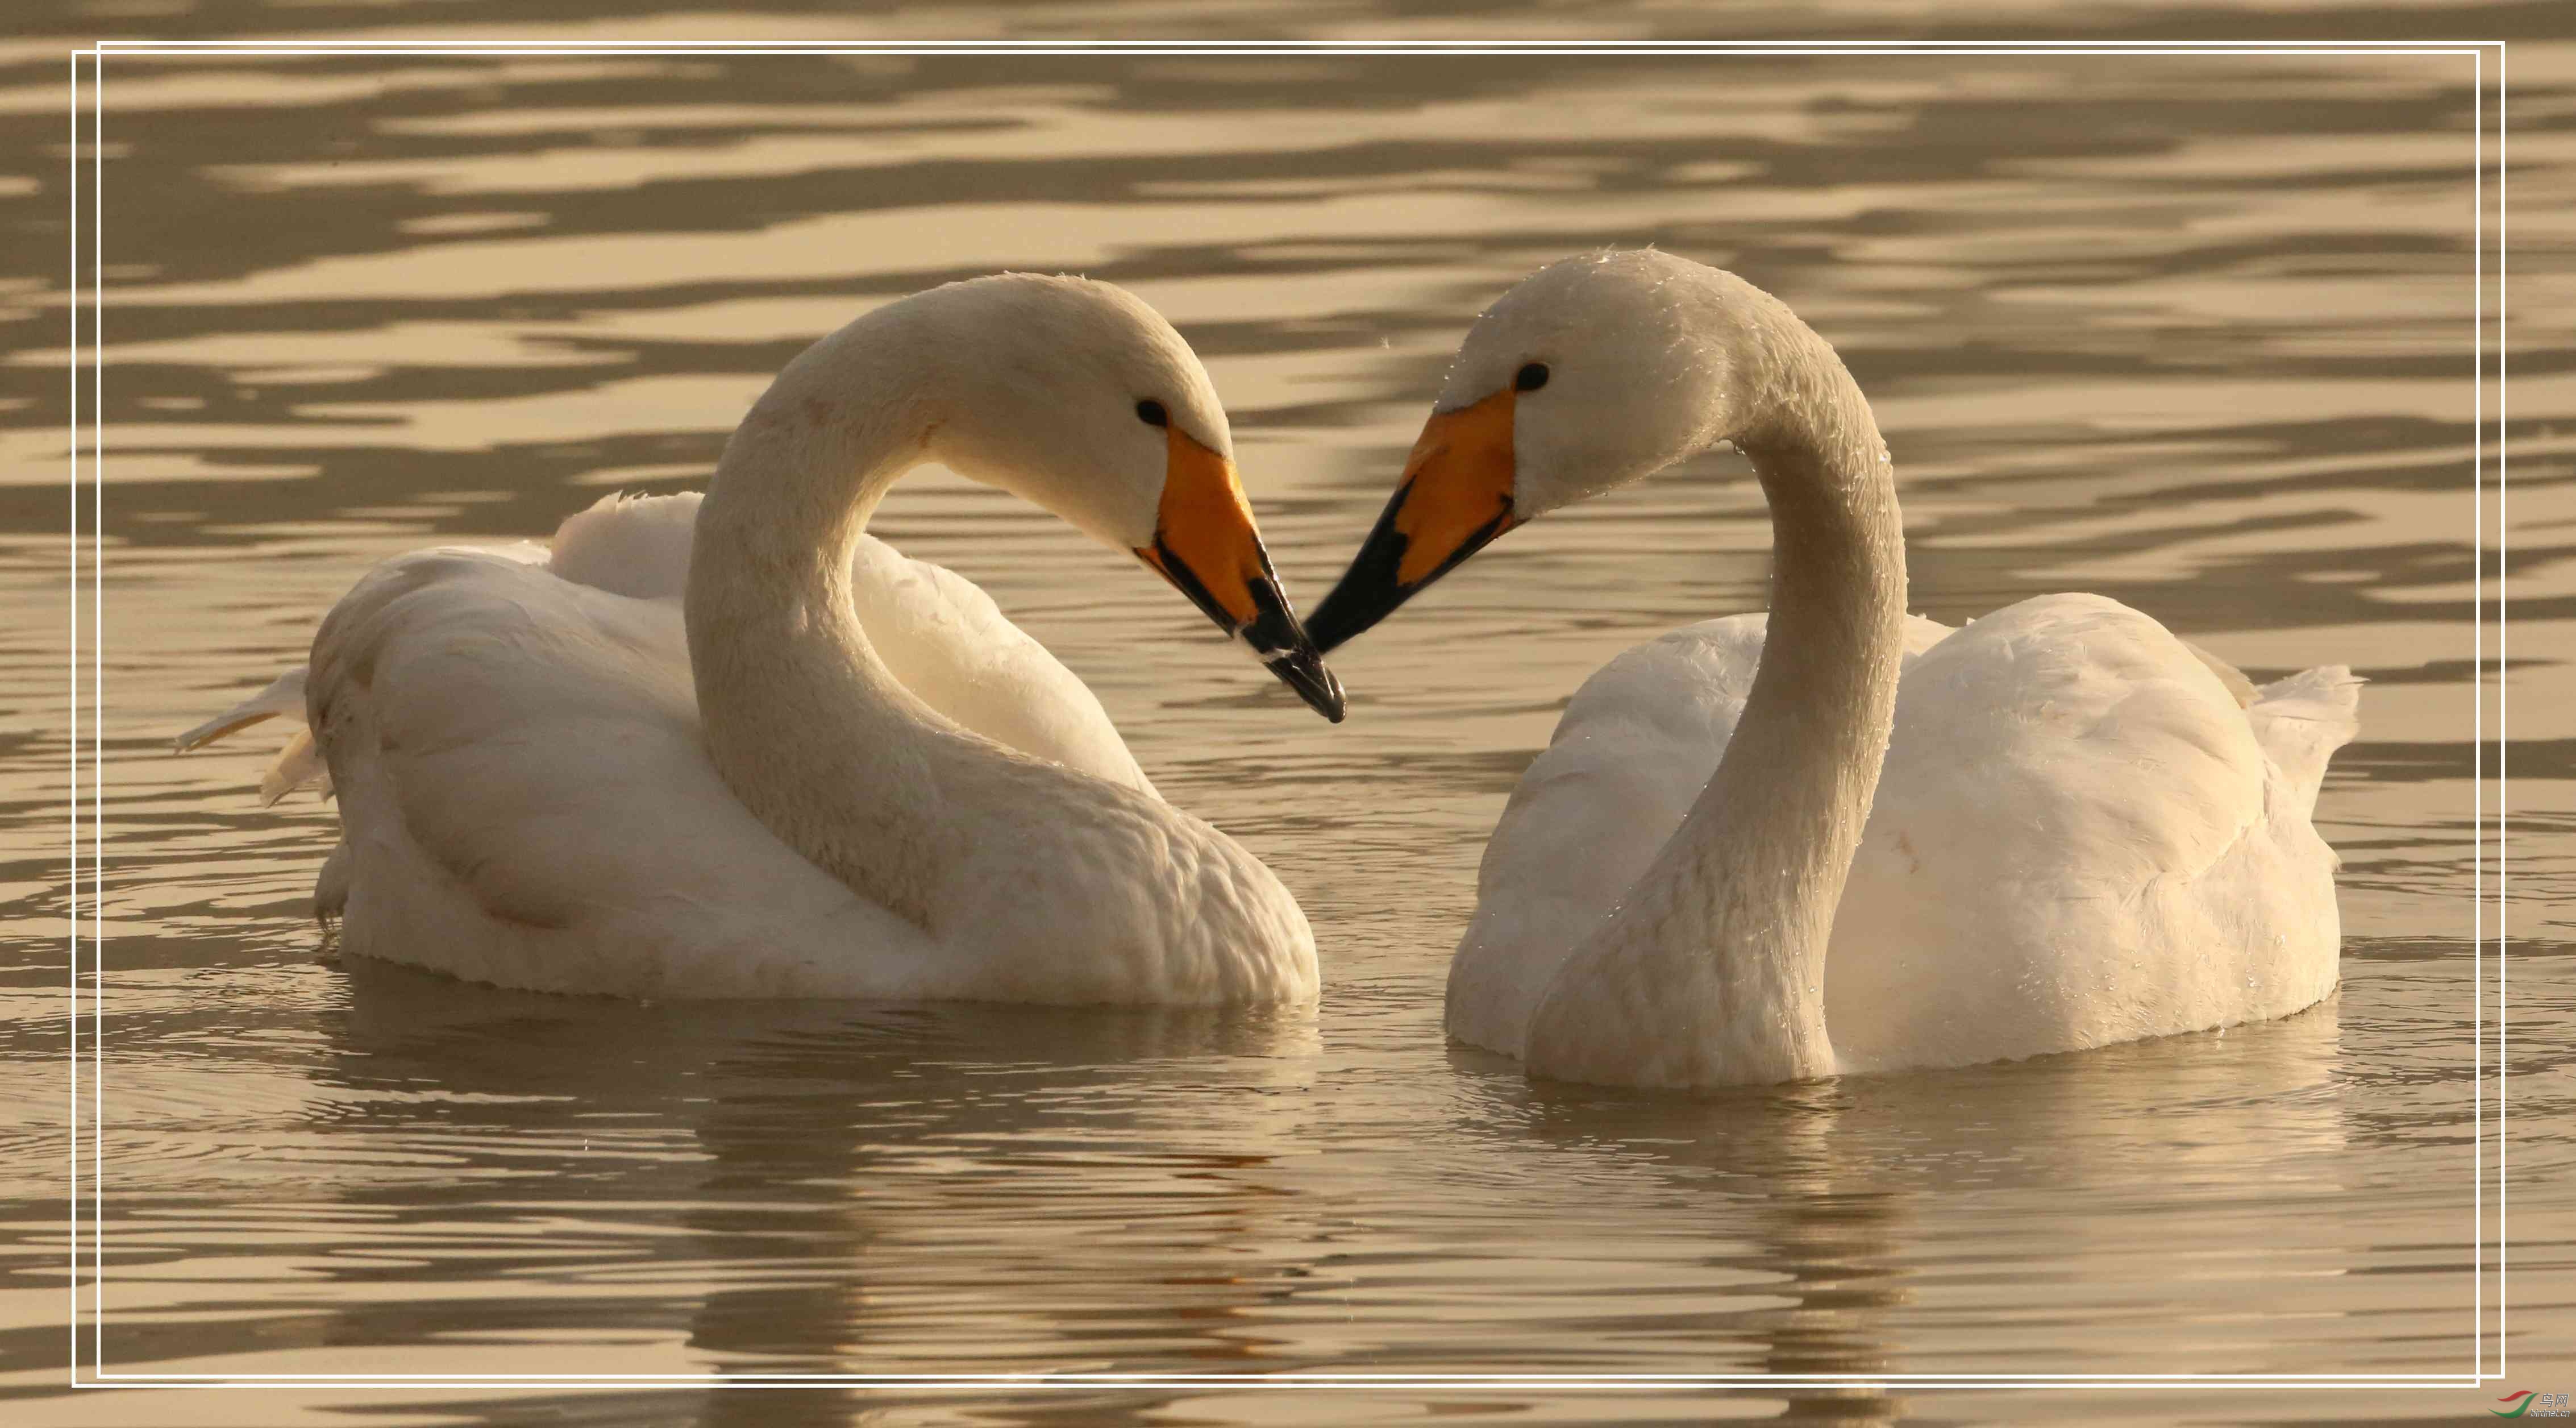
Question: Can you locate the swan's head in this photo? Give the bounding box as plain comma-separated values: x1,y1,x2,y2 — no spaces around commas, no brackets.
921,275,1343,721
1307,250,1743,653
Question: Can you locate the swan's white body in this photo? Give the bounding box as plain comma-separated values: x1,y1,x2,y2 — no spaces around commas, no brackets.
1312,250,2359,1086
184,276,1326,1004
1447,599,2358,1072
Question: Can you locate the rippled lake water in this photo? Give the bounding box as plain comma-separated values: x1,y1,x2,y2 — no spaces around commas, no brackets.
6,5,2572,1424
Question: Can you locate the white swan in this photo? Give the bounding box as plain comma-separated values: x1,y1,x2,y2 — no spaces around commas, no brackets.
1306,250,2359,1088
180,273,1346,1004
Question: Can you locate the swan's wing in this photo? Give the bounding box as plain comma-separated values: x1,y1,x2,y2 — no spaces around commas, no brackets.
1445,612,1950,1053
1828,593,2351,1067
843,534,1154,796
546,489,700,599
177,508,623,803
544,491,1151,793
177,530,554,804
1449,616,1763,1054
2178,638,2260,707
307,547,942,997
184,493,1146,945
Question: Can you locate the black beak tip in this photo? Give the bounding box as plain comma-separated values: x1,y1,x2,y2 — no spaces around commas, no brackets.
1269,646,1346,723
1306,661,1349,724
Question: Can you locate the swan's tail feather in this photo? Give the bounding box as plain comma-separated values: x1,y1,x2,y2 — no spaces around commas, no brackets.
2254,663,2363,723
174,667,309,752
176,666,333,804
257,729,330,806
2251,665,2363,817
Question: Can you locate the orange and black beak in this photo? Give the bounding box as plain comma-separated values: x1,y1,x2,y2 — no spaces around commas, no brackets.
1305,387,1520,654
1134,426,1346,723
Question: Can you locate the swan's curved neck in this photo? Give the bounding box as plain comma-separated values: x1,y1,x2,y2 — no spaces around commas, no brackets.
684,318,960,927
1531,291,1907,1086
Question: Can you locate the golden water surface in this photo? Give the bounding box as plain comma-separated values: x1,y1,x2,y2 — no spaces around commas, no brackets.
4,3,2571,1423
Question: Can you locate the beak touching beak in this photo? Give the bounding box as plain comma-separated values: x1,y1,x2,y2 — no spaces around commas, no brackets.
1304,385,1521,654
1134,426,1347,723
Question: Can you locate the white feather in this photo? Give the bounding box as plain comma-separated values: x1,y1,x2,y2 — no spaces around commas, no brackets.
1455,598,2362,1074
182,277,1317,1004
1410,252,2362,1084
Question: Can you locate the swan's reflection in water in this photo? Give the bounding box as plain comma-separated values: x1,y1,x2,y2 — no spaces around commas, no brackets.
1449,994,2345,1420
290,962,2345,1422
322,961,1316,1385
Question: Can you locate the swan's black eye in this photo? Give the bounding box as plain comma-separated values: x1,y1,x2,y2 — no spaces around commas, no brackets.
1514,362,1550,393
1135,398,1170,428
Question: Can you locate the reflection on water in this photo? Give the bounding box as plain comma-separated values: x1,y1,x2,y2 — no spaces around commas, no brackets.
6,3,2573,1423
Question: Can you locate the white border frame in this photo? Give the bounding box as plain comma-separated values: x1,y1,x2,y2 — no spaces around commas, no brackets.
64,36,2514,1394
